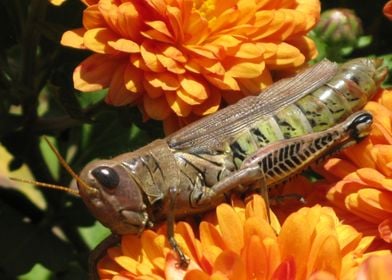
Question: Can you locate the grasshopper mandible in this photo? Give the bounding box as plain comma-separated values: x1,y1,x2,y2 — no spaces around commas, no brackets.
15,57,387,278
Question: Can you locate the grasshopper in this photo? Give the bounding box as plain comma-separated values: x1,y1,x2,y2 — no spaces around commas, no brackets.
15,58,387,278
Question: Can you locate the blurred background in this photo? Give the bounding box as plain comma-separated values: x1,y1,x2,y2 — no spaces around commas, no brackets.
0,0,391,279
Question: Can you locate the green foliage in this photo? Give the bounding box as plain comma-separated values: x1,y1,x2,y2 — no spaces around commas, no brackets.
0,0,391,279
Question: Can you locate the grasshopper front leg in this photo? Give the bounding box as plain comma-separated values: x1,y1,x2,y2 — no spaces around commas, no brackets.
193,111,372,206
89,234,120,280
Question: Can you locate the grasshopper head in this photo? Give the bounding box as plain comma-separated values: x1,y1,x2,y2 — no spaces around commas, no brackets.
78,160,150,235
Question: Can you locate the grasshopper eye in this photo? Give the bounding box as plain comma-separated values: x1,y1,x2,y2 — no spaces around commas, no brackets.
91,166,120,189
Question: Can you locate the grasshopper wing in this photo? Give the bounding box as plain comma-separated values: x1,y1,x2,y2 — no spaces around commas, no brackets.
167,59,339,152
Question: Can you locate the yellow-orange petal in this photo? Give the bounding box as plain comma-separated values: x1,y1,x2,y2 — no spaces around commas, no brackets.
174,222,203,262
97,254,123,277
84,27,120,54
243,217,276,243
108,38,140,53
226,60,265,79
216,203,244,254
278,206,322,279
124,64,144,93
230,43,264,59
287,35,318,61
73,54,121,92
357,255,392,280
200,221,226,249
49,0,65,6
180,74,209,102
143,94,172,120
145,72,179,91
212,251,246,280
141,230,166,271
265,42,305,69
243,235,279,280
365,102,392,134
141,41,166,72
376,88,392,110
321,158,358,181
166,92,192,117
343,138,376,169
308,234,341,278
83,5,105,29
192,88,221,116
237,68,272,95
353,168,392,192
106,63,141,106
184,269,211,280
345,189,392,223
372,145,392,177
61,28,86,49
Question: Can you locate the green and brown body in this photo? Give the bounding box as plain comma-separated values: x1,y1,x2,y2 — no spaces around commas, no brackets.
74,58,387,276
78,57,387,234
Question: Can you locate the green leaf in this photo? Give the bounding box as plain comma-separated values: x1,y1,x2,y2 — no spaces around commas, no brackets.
78,221,111,250
356,35,372,48
18,264,51,280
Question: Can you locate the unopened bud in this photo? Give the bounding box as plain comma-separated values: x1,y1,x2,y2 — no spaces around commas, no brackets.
314,9,363,48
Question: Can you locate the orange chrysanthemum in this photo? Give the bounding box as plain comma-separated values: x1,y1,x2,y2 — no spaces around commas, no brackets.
384,0,392,21
97,195,390,280
61,0,319,132
310,89,392,244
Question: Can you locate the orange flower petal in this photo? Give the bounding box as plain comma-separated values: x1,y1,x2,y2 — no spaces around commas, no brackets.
166,92,192,117
145,72,179,91
61,28,86,49
180,74,209,102
73,54,121,92
265,42,305,69
141,41,165,72
213,251,246,280
345,189,392,223
83,5,105,29
308,235,341,278
143,94,172,120
108,38,140,53
384,0,392,21
278,206,322,279
184,269,211,280
192,88,221,116
226,60,265,79
84,27,119,54
216,203,244,254
243,235,276,279
321,158,358,181
106,63,141,106
343,138,376,169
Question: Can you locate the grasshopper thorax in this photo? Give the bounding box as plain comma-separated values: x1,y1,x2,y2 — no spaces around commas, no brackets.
78,159,150,235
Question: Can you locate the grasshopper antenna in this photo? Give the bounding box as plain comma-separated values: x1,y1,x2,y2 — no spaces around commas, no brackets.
42,137,97,194
11,137,97,195
10,177,80,196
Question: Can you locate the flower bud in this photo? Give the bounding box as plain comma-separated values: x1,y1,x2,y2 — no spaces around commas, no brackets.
314,9,363,48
